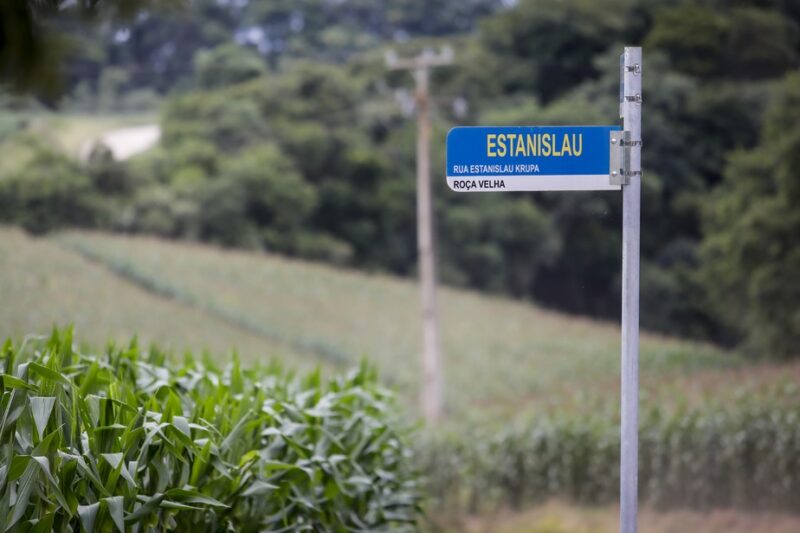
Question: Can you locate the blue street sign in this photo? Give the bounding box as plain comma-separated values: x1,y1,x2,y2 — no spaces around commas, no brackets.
446,125,621,192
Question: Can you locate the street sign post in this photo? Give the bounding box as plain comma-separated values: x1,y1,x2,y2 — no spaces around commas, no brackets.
446,125,621,192
619,46,642,533
446,47,642,533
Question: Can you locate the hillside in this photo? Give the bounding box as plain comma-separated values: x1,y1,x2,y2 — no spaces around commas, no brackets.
2,226,776,423
0,227,308,363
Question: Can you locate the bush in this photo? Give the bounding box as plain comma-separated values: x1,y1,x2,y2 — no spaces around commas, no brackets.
0,329,421,532
0,135,105,234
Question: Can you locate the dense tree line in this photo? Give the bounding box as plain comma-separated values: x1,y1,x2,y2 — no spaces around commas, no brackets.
1,0,799,356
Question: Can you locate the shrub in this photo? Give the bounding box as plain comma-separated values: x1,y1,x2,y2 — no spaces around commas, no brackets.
0,135,104,234
0,329,421,532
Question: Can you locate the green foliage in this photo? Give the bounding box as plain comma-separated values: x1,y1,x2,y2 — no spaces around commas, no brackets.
240,0,505,64
97,68,130,112
645,5,731,78
193,44,267,90
0,135,101,234
423,387,800,513
0,111,30,143
162,86,269,151
701,72,800,357
647,4,799,79
203,144,317,250
86,144,137,196
480,0,634,102
725,7,799,79
0,328,421,531
441,197,558,293
0,0,185,100
4,0,800,357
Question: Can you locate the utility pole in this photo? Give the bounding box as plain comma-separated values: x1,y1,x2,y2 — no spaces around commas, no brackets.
386,48,453,424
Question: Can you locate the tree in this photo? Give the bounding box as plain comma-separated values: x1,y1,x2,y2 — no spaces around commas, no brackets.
647,4,799,80
0,134,102,233
194,43,266,90
195,144,317,251
645,4,731,78
0,0,183,99
479,0,633,102
701,72,800,357
441,196,558,294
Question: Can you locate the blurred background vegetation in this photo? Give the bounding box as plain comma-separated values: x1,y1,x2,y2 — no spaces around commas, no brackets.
0,0,797,358
2,0,799,360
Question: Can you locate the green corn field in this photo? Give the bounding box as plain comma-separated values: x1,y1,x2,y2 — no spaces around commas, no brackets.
0,329,420,532
422,384,800,516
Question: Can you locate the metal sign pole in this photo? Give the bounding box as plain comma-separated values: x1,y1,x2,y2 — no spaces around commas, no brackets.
620,46,642,533
443,47,642,531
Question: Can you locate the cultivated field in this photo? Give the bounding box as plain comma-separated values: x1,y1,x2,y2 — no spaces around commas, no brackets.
2,226,771,423
3,227,800,532
0,227,308,363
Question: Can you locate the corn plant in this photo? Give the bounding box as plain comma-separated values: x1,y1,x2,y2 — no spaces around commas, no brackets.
0,328,421,532
422,387,800,514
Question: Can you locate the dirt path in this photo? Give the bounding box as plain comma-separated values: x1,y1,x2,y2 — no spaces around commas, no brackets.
79,124,160,161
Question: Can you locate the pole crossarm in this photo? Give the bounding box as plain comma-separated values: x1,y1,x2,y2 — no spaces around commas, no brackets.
385,48,454,72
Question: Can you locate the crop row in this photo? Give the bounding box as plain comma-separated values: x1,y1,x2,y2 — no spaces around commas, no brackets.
422,387,800,514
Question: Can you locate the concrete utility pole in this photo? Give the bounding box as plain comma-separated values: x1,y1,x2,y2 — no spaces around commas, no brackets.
386,48,453,424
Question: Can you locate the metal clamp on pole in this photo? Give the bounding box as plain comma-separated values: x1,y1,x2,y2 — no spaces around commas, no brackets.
610,131,631,186
610,131,643,186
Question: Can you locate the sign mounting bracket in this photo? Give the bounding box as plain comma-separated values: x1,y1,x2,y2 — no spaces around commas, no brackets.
610,131,642,186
